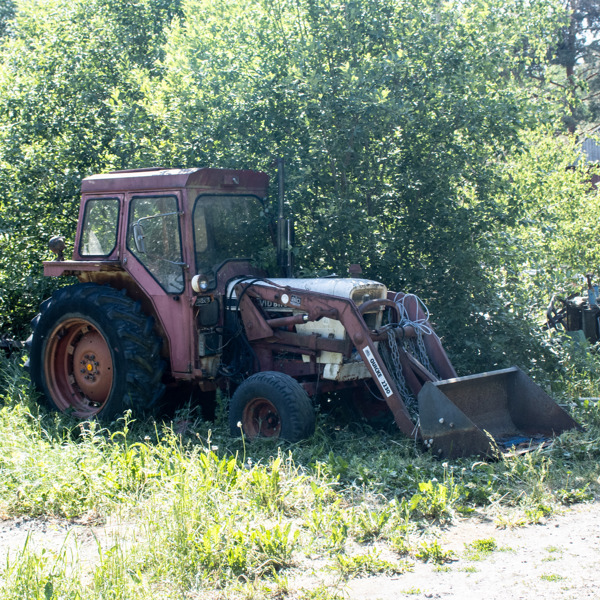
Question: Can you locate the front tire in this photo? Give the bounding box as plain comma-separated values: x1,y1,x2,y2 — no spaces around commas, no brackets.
229,371,315,442
29,283,164,420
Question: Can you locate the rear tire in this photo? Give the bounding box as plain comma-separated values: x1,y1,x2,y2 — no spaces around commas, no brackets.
29,283,164,420
229,371,315,442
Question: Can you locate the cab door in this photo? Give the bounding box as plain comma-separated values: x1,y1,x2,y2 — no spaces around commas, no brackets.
124,192,194,375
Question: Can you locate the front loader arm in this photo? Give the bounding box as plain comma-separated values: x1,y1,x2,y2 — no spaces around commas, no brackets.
234,281,419,438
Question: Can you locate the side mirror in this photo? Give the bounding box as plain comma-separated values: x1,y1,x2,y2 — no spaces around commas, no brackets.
132,223,146,254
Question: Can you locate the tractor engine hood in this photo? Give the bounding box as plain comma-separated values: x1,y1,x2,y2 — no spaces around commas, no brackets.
226,277,388,309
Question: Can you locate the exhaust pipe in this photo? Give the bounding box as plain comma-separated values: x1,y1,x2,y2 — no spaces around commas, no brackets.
276,157,294,278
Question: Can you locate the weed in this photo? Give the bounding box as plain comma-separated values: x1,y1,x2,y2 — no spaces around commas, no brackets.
305,500,349,551
414,539,456,564
351,503,393,543
334,550,410,578
435,564,452,572
247,456,284,509
556,484,592,505
389,530,411,556
463,537,497,560
524,501,553,524
0,535,83,600
542,545,563,562
540,573,565,582
93,541,151,600
299,584,346,600
252,522,299,572
0,354,35,408
408,480,456,521
494,513,528,528
0,355,598,598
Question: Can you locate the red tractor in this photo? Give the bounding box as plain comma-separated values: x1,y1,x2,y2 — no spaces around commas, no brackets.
29,165,579,457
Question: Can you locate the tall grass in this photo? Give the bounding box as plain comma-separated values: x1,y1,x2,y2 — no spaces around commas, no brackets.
0,347,599,598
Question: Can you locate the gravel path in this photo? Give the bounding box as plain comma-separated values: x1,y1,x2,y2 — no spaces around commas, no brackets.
348,502,600,600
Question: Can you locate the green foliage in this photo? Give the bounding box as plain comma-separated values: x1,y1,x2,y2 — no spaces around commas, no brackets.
556,483,593,504
0,0,579,381
544,0,600,131
0,357,599,597
408,479,459,521
300,585,346,600
463,537,498,561
0,0,181,336
137,0,568,372
414,540,456,564
540,572,565,582
351,503,394,543
334,549,409,578
0,0,15,38
2,1,600,588
0,542,83,600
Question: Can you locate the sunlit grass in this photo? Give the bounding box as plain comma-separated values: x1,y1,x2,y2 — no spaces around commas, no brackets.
0,350,599,597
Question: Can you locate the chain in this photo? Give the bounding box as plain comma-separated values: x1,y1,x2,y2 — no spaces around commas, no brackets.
377,293,441,420
379,328,418,417
409,333,438,379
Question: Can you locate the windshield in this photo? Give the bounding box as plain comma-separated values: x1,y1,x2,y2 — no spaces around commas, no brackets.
193,194,272,280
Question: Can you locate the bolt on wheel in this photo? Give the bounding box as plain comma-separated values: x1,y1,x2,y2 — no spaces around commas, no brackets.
242,396,282,438
43,318,114,418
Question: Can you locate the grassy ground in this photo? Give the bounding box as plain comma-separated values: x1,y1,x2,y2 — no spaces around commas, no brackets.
0,352,599,599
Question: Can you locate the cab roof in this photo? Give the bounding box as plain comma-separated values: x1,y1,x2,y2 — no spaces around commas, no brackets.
81,167,269,196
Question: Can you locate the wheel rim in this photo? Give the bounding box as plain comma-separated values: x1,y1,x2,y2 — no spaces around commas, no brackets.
43,318,114,418
242,397,281,438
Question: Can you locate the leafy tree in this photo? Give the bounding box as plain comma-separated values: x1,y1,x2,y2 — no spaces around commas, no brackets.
539,0,600,131
0,0,181,335
137,0,566,371
494,128,600,309
0,0,15,37
0,0,588,381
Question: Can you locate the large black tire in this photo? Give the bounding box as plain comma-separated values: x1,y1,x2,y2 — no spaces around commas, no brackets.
229,371,315,442
29,283,165,420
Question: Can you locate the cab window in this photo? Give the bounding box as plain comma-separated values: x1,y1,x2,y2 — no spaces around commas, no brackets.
80,198,119,257
128,195,185,294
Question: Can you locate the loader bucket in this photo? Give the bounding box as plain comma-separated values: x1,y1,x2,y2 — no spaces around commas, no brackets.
418,366,581,459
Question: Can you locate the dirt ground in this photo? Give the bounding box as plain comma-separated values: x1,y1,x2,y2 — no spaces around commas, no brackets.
346,502,600,600
0,503,599,599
